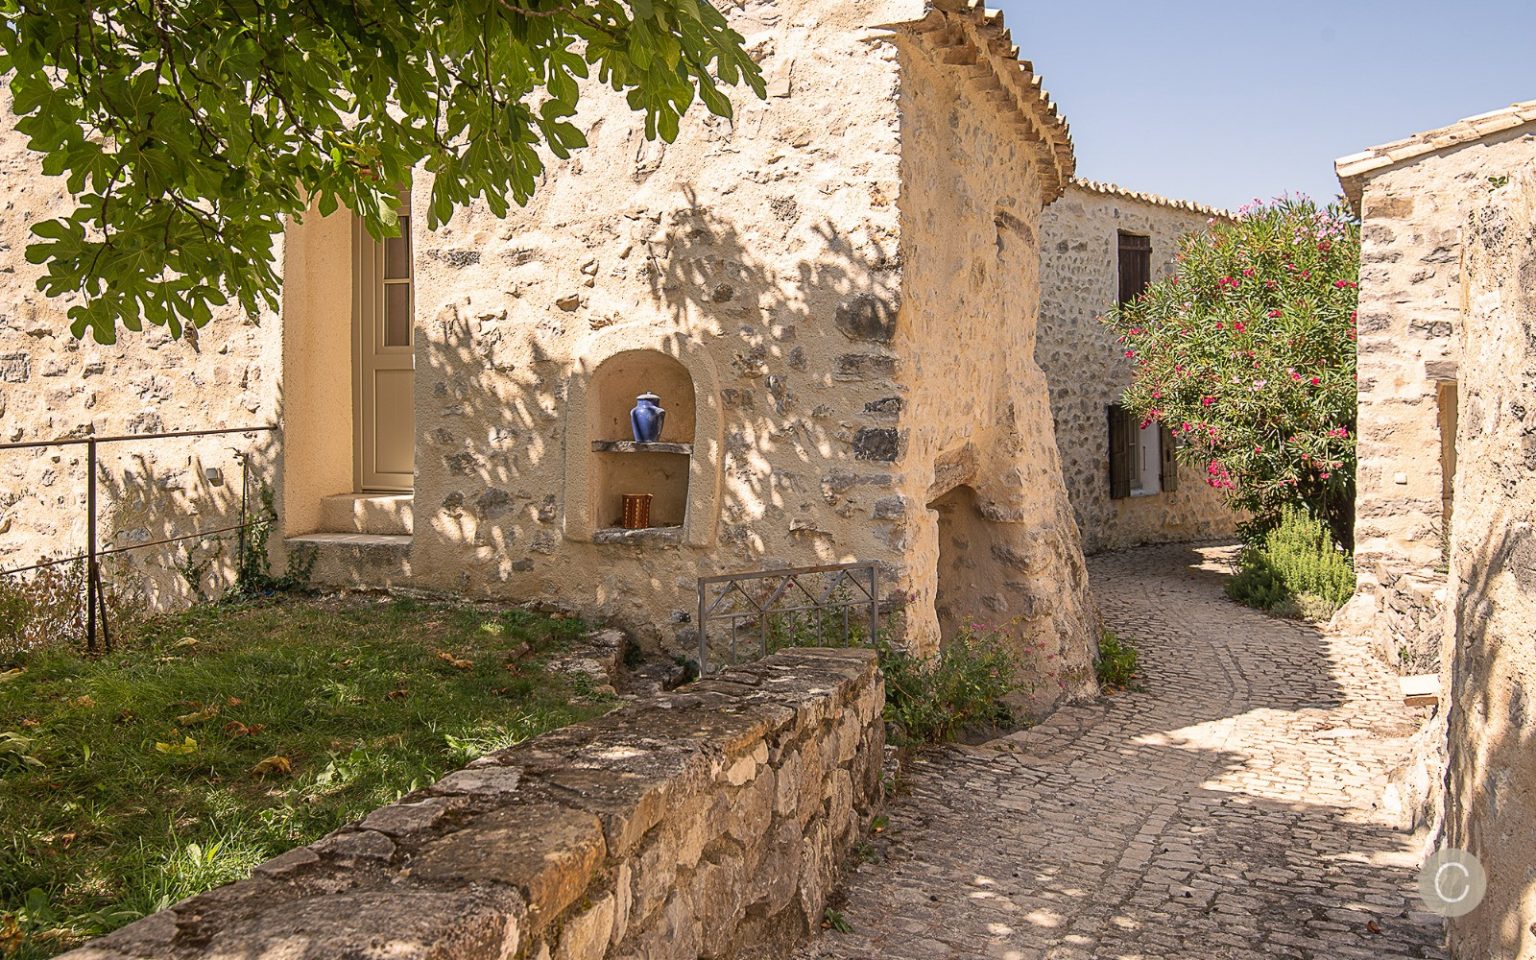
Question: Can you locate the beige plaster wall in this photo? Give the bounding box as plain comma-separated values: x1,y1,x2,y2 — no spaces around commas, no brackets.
1348,125,1536,672
0,91,283,610
1443,169,1536,960
1036,185,1239,555
277,208,355,537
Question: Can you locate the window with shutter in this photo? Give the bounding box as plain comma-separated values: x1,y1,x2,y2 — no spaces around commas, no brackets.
1107,404,1132,500
1159,424,1179,493
1118,232,1152,306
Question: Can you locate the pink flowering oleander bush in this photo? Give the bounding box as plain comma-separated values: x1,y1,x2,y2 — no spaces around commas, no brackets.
1102,196,1359,547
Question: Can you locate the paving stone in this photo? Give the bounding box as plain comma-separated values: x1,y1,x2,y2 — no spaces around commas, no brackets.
797,544,1446,960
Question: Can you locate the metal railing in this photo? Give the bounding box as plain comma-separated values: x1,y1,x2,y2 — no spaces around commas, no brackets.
0,425,278,653
695,561,881,675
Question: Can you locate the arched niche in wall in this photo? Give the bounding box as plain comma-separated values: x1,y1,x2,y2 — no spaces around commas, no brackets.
562,328,722,548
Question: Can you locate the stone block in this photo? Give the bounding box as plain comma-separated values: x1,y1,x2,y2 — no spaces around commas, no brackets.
834,293,898,343
630,832,679,926
626,890,699,960
729,767,776,850
433,765,523,797
360,795,459,837
852,426,900,461
824,768,854,841
797,819,838,929
611,861,634,947
835,354,899,381
746,817,803,915
773,748,803,818
410,803,604,930
554,894,615,960
691,853,747,958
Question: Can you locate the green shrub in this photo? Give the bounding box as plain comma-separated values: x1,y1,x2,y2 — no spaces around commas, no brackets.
1226,506,1354,619
769,609,1022,745
879,627,1019,745
1095,630,1142,692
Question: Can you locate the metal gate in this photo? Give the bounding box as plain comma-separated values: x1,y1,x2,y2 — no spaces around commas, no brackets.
695,561,881,675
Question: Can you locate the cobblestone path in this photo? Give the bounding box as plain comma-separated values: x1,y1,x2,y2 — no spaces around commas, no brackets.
799,543,1446,960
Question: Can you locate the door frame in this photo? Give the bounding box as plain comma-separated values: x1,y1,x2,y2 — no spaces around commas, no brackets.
351,204,416,493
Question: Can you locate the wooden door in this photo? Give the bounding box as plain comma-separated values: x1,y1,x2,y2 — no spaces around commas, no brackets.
354,191,416,492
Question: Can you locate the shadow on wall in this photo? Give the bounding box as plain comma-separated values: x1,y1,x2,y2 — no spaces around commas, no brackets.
1446,518,1536,959
411,181,907,595
0,428,278,638
645,187,902,548
98,432,279,609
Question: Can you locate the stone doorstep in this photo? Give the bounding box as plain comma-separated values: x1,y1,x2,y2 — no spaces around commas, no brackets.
284,532,412,589
1399,673,1441,708
55,647,881,960
317,491,415,535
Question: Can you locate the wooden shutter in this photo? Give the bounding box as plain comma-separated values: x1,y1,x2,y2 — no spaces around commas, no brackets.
1159,424,1179,493
1108,404,1132,500
1118,233,1152,306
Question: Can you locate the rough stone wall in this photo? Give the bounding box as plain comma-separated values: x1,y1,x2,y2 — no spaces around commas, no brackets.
402,0,911,646
61,647,884,960
388,0,1096,705
0,91,282,609
887,33,1096,702
1346,125,1536,672
1036,184,1239,555
1442,170,1536,960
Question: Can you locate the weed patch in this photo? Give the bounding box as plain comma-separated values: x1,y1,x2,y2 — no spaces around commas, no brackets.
1095,630,1143,693
768,609,1024,746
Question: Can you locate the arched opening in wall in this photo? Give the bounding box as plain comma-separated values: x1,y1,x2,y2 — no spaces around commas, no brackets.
930,484,995,646
587,351,697,534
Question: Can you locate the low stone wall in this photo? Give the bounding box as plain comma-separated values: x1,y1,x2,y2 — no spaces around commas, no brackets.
64,647,883,960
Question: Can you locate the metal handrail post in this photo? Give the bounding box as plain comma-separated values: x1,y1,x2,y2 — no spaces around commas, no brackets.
85,438,98,655
697,581,708,676
868,564,879,647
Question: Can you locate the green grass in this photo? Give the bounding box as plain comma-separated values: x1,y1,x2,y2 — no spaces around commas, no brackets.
0,597,613,958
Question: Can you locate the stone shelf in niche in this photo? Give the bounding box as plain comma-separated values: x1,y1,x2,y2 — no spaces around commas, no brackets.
591,440,693,455
591,525,684,545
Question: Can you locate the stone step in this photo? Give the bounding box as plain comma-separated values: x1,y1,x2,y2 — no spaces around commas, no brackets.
285,533,412,590
318,493,414,536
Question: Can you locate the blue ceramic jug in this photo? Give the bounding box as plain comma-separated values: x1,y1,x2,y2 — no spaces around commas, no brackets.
630,392,666,443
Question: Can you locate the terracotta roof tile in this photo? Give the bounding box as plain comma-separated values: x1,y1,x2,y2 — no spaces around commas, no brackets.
1066,178,1232,219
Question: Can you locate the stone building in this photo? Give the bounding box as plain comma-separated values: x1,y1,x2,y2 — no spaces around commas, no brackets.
1339,103,1536,960
1445,165,1536,960
1036,179,1239,554
1,0,1100,705
1336,100,1536,673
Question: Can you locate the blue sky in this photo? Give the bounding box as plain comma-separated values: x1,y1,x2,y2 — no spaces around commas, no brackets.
991,0,1536,211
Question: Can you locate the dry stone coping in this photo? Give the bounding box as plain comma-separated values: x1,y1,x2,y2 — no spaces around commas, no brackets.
1335,98,1536,205
60,646,884,960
